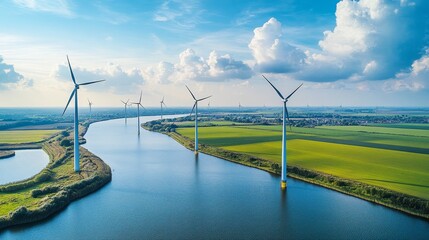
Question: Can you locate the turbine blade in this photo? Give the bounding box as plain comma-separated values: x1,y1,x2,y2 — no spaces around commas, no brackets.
162,102,167,107
185,85,197,100
140,103,146,110
79,80,105,86
139,90,142,104
66,55,77,85
121,100,126,104
62,88,76,116
285,83,303,100
190,102,196,116
262,75,284,100
197,95,212,102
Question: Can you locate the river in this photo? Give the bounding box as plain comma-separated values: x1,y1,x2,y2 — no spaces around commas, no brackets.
0,149,49,185
1,116,428,239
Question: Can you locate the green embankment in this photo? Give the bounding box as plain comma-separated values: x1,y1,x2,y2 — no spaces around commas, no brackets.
0,125,111,230
176,124,429,200
0,130,60,144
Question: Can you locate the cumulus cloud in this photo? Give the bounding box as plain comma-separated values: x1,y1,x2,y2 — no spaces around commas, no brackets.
307,0,429,81
248,17,305,73
53,62,144,93
143,61,175,84
144,49,252,83
383,51,429,92
250,0,429,88
0,56,32,90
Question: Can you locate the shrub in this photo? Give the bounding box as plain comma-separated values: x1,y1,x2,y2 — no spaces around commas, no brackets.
60,139,72,147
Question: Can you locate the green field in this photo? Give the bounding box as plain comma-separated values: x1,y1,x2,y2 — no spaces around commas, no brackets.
174,121,249,128
177,124,429,199
0,130,60,144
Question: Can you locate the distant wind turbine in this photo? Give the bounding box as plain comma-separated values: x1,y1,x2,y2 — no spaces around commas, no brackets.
160,96,167,119
87,98,93,119
121,99,129,124
239,102,242,112
62,56,105,172
262,75,302,189
130,91,145,135
186,85,211,154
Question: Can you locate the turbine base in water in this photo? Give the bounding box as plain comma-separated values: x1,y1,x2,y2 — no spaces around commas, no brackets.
281,181,287,189
194,151,199,155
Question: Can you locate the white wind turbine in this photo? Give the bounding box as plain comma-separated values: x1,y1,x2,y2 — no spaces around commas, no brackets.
262,75,302,189
160,96,167,119
87,98,93,119
186,85,211,154
121,99,129,124
130,91,145,135
62,56,105,172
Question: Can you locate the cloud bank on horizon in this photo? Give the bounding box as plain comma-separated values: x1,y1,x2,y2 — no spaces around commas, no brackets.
1,0,428,106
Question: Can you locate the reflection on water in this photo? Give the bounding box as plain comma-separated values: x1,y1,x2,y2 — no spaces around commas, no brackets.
1,116,428,239
0,149,49,185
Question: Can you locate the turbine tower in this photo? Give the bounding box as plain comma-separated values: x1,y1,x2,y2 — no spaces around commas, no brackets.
186,85,211,154
130,91,145,135
121,99,129,124
62,56,105,172
262,75,302,189
160,96,167,119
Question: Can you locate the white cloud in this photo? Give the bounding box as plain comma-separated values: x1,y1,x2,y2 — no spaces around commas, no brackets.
53,62,144,94
13,0,73,16
207,51,252,79
249,1,429,86
143,61,175,84
144,49,253,83
382,51,429,92
248,17,305,73
0,55,32,90
302,0,429,81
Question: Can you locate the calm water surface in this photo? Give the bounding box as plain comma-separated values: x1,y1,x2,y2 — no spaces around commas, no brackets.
0,149,49,185
1,116,428,239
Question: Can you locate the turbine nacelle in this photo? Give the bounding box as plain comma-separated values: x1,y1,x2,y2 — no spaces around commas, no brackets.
186,85,211,115
262,74,302,130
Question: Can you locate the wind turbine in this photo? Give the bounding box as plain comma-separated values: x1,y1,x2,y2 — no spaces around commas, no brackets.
186,85,211,154
62,56,105,172
130,91,145,135
239,102,242,112
87,98,93,120
121,99,129,124
262,75,302,189
160,96,167,119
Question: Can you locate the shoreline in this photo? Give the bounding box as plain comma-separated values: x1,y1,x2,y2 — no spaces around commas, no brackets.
0,151,15,159
146,128,429,221
0,121,112,230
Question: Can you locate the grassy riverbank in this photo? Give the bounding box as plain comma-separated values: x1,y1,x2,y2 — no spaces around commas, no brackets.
0,123,111,230
143,121,429,220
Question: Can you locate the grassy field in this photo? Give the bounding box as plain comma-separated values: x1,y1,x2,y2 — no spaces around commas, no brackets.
173,121,249,128
177,124,429,199
0,130,60,144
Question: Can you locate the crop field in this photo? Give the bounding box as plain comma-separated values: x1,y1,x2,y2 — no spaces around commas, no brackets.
177,124,429,199
0,130,60,144
173,121,249,128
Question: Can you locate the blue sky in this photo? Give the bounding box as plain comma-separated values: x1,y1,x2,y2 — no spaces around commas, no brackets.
0,0,428,107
